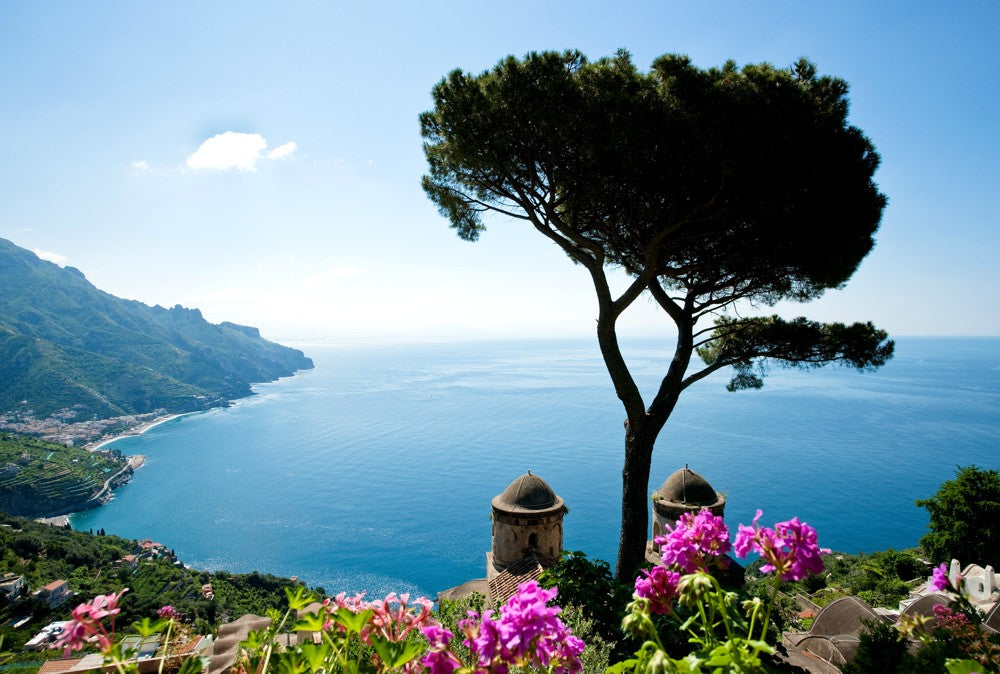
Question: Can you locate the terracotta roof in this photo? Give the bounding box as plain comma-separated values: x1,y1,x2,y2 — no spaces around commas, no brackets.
38,659,84,674
488,557,544,606
43,579,67,591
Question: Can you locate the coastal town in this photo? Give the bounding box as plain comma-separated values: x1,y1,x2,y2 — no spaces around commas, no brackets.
0,409,179,448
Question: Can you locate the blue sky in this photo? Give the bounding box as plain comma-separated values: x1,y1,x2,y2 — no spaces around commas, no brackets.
1,1,997,340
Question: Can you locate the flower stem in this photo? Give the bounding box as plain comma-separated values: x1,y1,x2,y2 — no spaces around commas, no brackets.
158,619,173,674
759,576,782,643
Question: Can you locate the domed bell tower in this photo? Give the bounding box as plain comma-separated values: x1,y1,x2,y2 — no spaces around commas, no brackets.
651,465,726,541
489,472,565,574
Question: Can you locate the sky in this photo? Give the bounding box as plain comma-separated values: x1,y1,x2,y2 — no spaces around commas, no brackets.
1,1,997,342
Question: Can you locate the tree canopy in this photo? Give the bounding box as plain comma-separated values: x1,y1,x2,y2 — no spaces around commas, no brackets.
421,50,894,579
917,465,1000,566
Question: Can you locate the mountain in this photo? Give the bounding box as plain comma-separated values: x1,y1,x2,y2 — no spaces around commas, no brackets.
0,237,313,421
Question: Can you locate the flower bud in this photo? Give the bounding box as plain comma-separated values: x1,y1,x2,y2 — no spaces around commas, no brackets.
677,572,714,608
646,649,671,674
621,599,655,638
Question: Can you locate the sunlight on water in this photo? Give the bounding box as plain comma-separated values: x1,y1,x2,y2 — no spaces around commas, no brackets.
71,337,1000,597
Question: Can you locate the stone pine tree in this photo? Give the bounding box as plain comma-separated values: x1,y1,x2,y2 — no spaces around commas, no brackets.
420,50,895,580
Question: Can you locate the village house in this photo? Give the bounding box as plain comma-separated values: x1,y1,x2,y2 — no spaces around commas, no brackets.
36,633,213,673
136,539,167,559
33,579,72,609
0,572,25,602
23,621,70,651
117,554,139,572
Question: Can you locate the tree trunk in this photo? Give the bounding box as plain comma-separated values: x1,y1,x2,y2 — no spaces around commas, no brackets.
615,423,656,581
612,315,692,582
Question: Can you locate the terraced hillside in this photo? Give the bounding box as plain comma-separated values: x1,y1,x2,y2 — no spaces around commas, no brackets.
0,433,131,517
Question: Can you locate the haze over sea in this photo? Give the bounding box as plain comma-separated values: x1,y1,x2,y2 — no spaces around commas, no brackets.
71,337,1000,598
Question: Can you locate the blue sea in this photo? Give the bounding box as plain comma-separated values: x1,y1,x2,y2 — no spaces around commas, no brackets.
71,337,1000,598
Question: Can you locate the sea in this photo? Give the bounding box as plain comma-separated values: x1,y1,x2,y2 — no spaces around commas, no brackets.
70,337,1000,599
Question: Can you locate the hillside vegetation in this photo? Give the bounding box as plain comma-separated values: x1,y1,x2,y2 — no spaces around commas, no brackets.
0,515,311,649
0,237,312,423
0,434,128,517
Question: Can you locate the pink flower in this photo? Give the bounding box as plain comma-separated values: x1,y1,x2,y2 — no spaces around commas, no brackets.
157,605,180,619
734,510,829,582
52,589,128,657
460,581,584,673
656,508,731,573
88,589,126,620
54,618,93,655
634,566,681,614
930,563,950,592
420,625,461,674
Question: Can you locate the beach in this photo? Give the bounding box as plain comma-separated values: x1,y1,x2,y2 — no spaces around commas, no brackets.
87,413,187,451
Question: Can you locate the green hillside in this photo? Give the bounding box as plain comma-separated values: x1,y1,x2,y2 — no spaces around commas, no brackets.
0,515,311,652
0,237,312,420
0,434,127,517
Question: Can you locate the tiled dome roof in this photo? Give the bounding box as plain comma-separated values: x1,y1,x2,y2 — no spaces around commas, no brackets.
492,472,564,513
655,466,719,506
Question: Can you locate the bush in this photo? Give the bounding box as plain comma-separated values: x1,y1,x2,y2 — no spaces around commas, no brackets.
842,618,912,673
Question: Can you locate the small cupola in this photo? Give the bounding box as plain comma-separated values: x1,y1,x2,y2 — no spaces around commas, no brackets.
490,472,565,573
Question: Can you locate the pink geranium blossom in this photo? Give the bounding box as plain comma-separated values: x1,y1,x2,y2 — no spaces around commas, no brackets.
157,605,180,620
420,625,462,674
929,562,951,592
634,566,681,615
458,580,584,674
54,589,127,656
655,509,732,573
734,510,829,581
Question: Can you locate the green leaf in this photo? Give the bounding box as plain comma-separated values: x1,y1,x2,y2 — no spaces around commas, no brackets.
285,585,316,611
131,616,168,637
607,658,641,674
293,610,328,633
333,607,373,634
177,655,208,674
703,644,734,667
945,659,989,674
744,639,775,654
269,652,307,674
298,642,334,672
369,636,423,669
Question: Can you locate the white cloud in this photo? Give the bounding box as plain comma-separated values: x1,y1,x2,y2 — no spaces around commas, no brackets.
268,141,297,160
186,132,267,172
33,248,67,266
130,160,150,171
185,132,298,172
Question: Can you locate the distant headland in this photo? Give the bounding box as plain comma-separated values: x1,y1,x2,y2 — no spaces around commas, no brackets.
0,236,313,446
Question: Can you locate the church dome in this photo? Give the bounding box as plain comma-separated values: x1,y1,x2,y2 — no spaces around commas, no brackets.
655,466,720,506
492,472,564,513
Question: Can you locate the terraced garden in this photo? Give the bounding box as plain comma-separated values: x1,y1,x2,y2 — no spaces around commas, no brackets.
0,433,127,516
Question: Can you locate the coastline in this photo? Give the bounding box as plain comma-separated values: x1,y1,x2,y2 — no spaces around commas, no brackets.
87,413,188,451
